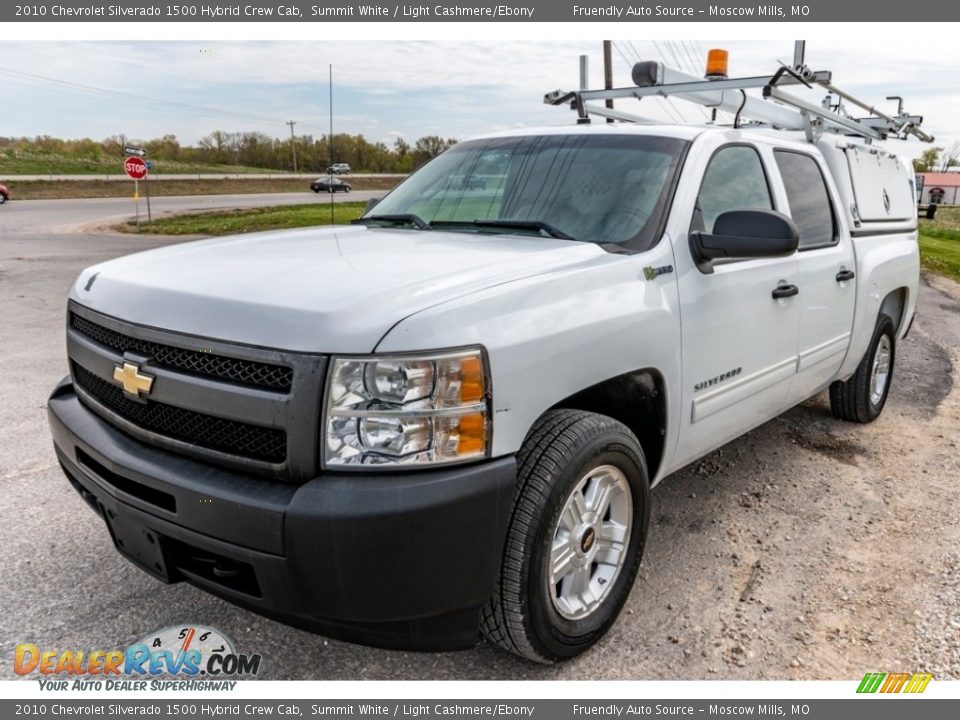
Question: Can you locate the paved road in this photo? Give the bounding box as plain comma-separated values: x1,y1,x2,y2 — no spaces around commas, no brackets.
1,197,958,681
0,191,379,236
1,174,405,182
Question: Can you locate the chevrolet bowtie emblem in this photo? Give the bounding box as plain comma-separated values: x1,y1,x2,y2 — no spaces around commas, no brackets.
113,361,155,399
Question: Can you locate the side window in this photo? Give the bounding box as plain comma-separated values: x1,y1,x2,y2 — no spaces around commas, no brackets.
774,150,836,249
696,145,773,232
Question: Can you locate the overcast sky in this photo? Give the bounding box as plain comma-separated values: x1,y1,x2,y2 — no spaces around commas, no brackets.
0,40,957,161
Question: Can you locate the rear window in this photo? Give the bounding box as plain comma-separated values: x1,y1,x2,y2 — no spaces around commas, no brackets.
774,150,836,249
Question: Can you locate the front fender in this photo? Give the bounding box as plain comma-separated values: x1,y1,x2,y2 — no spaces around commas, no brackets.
375,243,683,482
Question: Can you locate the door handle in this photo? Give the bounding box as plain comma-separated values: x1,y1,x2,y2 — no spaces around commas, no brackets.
772,283,799,299
836,269,856,282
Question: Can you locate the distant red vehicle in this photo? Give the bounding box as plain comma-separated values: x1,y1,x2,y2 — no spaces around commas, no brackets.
0,184,9,204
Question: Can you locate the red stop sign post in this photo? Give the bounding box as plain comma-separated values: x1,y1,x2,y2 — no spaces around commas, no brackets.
124,156,148,179
124,156,149,228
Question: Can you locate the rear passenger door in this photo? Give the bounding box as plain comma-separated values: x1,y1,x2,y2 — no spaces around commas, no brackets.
774,150,856,402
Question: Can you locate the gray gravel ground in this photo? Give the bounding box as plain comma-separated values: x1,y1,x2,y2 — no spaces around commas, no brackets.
915,552,960,678
1,196,958,681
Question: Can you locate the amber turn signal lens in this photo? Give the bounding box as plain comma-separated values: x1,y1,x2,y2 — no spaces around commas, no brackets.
459,355,485,404
705,49,729,79
456,412,487,456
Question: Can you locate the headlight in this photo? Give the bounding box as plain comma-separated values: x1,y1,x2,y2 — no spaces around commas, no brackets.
324,348,490,468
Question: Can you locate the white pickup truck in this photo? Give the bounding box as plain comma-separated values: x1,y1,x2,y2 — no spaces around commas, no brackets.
48,119,920,663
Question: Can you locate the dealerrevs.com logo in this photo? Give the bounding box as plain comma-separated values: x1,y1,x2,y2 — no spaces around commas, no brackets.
15,625,261,690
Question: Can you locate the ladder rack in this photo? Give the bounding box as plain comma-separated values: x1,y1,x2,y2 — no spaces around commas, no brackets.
546,42,933,144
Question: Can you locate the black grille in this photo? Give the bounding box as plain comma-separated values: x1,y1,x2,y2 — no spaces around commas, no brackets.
73,364,287,464
70,313,293,393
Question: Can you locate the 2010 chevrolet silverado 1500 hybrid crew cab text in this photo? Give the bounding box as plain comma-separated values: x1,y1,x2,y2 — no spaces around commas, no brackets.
48,53,928,663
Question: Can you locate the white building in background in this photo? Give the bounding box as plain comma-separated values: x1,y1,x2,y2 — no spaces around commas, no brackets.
919,172,960,205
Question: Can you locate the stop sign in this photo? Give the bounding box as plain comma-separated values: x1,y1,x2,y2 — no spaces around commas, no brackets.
124,156,148,180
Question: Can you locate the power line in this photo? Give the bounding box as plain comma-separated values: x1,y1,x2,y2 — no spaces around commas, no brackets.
679,41,701,75
611,41,684,124
658,41,711,122
630,41,694,124
643,42,693,123
0,65,289,130
1,64,344,141
673,41,713,121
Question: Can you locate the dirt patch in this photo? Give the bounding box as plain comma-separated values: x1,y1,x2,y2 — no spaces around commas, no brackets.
788,426,867,467
891,324,954,418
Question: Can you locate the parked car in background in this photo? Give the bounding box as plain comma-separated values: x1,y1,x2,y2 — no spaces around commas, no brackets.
310,177,352,193
0,183,10,204
450,175,487,190
326,163,352,175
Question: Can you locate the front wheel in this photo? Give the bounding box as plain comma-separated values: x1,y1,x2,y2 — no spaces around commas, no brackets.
830,315,896,423
481,409,650,663
0,194,6,204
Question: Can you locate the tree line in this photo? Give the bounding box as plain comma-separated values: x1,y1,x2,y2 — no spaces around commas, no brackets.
0,132,459,173
913,142,960,173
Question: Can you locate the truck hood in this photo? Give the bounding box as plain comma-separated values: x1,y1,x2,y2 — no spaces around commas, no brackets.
71,225,604,352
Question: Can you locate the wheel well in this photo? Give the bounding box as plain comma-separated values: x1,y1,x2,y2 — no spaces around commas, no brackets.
548,369,667,480
879,287,908,334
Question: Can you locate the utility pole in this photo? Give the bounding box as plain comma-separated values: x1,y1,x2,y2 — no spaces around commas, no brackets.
329,64,334,223
329,64,334,171
603,40,614,123
286,120,298,173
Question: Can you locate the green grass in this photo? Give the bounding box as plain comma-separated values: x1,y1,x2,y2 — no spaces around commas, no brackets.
920,205,960,232
117,201,368,236
919,206,960,282
0,153,279,175
919,233,960,282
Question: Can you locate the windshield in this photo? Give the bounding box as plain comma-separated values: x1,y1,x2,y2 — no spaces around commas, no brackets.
365,133,688,249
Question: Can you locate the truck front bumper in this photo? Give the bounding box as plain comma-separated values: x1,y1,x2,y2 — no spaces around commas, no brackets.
48,378,517,651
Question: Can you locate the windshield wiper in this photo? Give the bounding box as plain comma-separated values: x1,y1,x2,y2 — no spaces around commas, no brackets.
431,219,576,241
352,213,431,231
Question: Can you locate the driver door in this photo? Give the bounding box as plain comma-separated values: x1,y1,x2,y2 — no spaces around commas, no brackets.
671,142,800,468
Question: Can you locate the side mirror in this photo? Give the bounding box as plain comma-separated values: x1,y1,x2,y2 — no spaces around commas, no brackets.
365,197,382,213
689,209,799,274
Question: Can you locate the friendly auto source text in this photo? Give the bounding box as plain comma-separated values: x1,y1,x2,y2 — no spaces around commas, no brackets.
572,5,808,17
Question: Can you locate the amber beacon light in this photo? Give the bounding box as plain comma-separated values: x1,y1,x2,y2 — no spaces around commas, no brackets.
705,49,729,79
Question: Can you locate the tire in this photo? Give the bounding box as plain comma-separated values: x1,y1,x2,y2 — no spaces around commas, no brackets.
312,188,320,193
481,409,650,663
830,315,896,423
0,194,6,204
345,187,352,193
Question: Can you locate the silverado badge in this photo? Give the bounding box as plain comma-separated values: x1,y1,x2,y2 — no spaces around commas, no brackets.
113,361,155,401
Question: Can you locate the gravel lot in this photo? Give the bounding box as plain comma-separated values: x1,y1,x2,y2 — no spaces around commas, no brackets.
1,195,958,681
